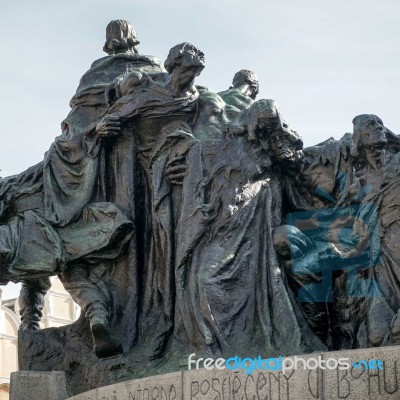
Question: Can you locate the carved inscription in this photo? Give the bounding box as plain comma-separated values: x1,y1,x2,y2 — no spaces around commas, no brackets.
96,384,177,400
188,370,321,400
128,385,177,400
328,360,400,399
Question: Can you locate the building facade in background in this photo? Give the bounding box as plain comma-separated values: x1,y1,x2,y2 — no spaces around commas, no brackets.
0,278,79,400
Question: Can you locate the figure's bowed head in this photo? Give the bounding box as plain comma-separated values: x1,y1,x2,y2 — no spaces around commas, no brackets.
268,130,303,163
239,99,281,142
231,69,259,100
240,99,303,161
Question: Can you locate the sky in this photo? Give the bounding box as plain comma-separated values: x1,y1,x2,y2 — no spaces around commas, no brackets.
0,0,399,299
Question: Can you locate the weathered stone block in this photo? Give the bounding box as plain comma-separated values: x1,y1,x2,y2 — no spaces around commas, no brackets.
68,371,182,400
10,371,69,400
63,346,400,399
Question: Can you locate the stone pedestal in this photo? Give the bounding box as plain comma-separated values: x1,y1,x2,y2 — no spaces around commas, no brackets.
66,346,400,400
10,346,400,399
10,371,69,400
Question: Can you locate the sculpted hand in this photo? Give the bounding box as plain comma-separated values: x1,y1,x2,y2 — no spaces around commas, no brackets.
96,115,121,138
165,155,188,186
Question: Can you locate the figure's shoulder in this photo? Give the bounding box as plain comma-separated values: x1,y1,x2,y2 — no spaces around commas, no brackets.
131,54,163,68
89,55,111,69
218,89,252,109
218,88,235,98
89,53,163,69
218,88,242,97
385,151,400,173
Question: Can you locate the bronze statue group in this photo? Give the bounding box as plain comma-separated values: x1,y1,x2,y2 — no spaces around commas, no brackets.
1,19,399,388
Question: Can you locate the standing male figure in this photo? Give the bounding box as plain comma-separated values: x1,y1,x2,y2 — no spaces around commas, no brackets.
92,42,206,359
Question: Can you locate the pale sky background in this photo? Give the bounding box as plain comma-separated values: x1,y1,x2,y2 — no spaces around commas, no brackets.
1,0,399,299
